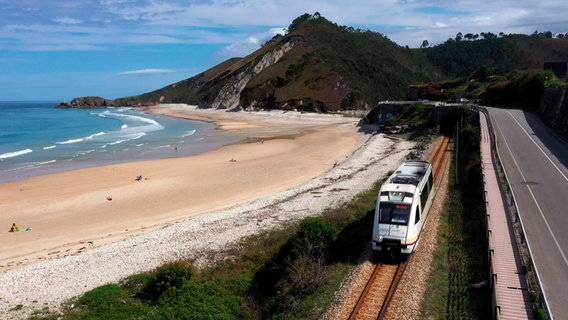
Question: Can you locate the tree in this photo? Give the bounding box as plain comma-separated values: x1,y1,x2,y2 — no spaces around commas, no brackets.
455,32,463,41
288,13,312,32
421,40,430,48
485,32,497,39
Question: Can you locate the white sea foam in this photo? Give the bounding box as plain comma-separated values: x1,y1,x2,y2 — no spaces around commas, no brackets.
43,145,57,150
57,131,105,145
79,149,95,156
121,132,146,141
182,129,196,137
109,140,127,146
5,159,57,172
102,111,164,132
57,138,84,145
97,111,163,148
86,132,105,139
34,160,56,166
0,149,33,160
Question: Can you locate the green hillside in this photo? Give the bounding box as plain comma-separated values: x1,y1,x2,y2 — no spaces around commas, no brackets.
424,32,568,77
240,13,435,111
69,13,568,112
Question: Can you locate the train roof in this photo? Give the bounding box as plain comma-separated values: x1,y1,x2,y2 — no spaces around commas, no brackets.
381,161,431,191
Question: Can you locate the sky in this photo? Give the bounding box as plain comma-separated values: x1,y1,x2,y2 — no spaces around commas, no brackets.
1,0,567,101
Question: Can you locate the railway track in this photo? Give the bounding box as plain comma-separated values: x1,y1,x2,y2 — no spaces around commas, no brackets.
348,261,408,320
347,136,451,320
430,136,451,188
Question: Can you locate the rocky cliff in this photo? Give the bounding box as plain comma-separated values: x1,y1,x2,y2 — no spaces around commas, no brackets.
55,96,121,108
539,87,568,137
208,36,301,111
57,14,568,113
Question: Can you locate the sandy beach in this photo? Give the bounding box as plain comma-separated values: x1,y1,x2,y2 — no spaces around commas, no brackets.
0,105,359,272
0,104,417,319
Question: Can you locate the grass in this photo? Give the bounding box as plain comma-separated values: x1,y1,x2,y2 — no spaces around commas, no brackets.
31,161,489,319
29,179,381,320
420,110,492,319
29,110,495,320
420,163,492,319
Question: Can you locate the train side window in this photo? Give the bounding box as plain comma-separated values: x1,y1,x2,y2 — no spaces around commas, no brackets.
420,172,433,211
420,189,428,212
414,206,420,224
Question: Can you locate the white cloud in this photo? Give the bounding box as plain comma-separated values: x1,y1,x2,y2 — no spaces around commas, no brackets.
215,27,287,58
269,27,287,37
117,68,175,76
431,22,448,29
55,17,82,24
2,0,568,50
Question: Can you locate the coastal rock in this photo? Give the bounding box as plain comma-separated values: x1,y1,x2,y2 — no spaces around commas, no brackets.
55,96,141,108
55,96,115,108
208,36,301,111
55,101,74,108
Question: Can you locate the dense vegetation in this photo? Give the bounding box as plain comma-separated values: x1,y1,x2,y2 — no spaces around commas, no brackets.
68,13,568,113
420,107,492,319
425,32,568,78
242,13,435,111
31,186,381,320
410,68,565,109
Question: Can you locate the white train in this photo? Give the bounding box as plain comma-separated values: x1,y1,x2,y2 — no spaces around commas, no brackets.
372,160,434,257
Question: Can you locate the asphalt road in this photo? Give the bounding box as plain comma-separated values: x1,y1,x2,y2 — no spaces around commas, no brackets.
487,107,568,320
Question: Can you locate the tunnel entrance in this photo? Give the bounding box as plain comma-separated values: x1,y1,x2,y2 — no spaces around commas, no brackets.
361,103,463,137
438,110,460,136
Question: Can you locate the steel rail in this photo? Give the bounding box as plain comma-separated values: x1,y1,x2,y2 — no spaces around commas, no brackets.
348,136,451,320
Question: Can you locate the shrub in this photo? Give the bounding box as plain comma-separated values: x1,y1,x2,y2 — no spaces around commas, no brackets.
281,255,327,297
75,284,150,319
291,217,338,261
155,278,252,320
144,261,194,300
249,217,338,317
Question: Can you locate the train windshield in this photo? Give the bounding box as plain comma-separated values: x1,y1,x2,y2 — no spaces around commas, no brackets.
379,202,410,225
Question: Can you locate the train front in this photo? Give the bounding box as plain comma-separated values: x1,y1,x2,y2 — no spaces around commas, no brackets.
372,187,416,256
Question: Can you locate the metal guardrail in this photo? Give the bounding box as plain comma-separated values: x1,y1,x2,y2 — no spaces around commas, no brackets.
477,106,551,320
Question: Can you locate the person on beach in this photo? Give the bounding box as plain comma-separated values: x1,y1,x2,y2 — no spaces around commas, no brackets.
9,223,19,232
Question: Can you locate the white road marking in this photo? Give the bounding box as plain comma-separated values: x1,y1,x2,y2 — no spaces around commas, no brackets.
507,110,568,183
493,110,568,268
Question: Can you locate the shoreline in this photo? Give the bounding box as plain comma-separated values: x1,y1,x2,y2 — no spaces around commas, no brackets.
0,104,418,319
0,106,238,184
0,104,362,273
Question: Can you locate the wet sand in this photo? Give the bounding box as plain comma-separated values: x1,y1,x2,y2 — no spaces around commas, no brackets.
0,104,361,272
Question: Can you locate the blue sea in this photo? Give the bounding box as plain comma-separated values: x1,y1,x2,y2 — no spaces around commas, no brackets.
0,102,243,183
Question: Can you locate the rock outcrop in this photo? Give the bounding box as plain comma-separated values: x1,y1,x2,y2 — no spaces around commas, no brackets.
55,97,119,108
539,87,568,137
207,36,301,111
